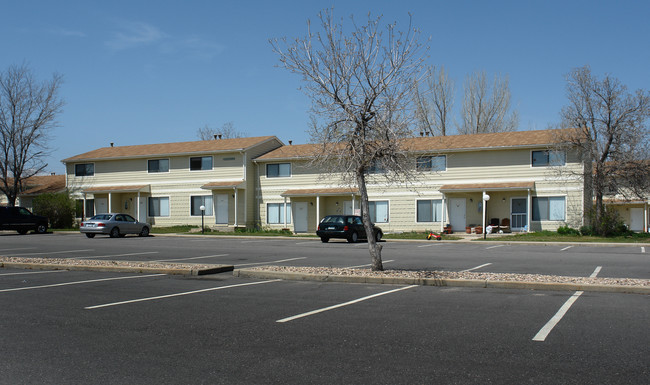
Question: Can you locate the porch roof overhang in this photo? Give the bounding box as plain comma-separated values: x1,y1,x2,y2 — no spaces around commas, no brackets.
439,182,535,193
82,185,150,194
201,181,245,190
281,187,359,197
603,198,649,205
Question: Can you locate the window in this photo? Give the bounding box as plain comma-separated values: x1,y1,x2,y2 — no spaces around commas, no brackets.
416,155,446,172
190,156,212,171
191,196,213,216
75,163,94,176
148,159,169,173
75,199,95,218
532,197,566,221
416,199,443,222
368,201,389,223
367,161,385,174
266,163,291,178
148,197,170,217
532,150,565,167
267,203,292,224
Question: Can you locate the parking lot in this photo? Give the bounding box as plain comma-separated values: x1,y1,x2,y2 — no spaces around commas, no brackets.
1,233,648,384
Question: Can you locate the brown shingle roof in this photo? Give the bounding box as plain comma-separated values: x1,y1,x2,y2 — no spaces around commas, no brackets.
63,136,280,162
439,182,535,192
281,187,359,197
201,181,245,189
19,175,66,196
255,129,572,161
82,185,150,193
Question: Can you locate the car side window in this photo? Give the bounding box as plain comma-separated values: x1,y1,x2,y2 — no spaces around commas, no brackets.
115,215,125,221
354,217,362,225
124,215,136,222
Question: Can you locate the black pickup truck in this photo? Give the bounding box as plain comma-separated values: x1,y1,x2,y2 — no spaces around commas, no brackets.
0,206,49,234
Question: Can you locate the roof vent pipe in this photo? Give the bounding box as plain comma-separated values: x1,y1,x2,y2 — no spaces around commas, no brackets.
288,140,292,145
420,131,424,137
110,142,114,147
218,134,222,139
213,134,217,140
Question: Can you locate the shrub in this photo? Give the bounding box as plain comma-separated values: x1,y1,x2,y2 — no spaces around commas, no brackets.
557,225,580,235
579,225,595,236
32,192,76,229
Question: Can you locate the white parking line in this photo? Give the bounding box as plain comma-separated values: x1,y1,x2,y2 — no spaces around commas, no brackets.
485,245,504,250
344,260,395,269
85,280,281,309
74,251,159,260
642,247,646,253
0,270,69,277
461,263,492,272
277,285,418,323
241,240,266,244
532,291,584,342
295,241,316,245
2,249,95,257
152,254,229,262
0,247,36,252
560,246,573,251
0,274,165,293
533,266,601,342
417,244,434,248
236,257,306,267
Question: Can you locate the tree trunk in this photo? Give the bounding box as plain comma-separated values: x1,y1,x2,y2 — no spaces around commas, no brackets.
356,171,383,271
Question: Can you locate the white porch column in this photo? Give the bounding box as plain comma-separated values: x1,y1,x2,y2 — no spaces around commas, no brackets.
351,194,355,214
108,193,112,213
316,195,320,231
283,197,288,228
527,189,532,232
82,193,87,220
136,191,140,222
645,202,648,232
234,188,238,227
482,190,487,235
441,193,446,233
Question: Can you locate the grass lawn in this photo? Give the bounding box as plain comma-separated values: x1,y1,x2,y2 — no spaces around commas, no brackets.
479,231,650,243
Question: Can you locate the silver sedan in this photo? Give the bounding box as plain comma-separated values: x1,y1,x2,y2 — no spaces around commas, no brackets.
80,213,150,238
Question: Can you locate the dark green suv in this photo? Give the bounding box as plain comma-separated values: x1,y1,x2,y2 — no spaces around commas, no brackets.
0,206,49,235
316,215,383,243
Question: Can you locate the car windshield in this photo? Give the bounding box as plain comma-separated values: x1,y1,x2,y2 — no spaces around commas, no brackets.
90,214,113,220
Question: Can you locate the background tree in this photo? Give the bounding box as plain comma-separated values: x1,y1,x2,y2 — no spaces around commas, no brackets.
271,10,427,271
0,64,63,206
414,66,455,136
459,71,518,134
558,65,650,235
196,121,243,140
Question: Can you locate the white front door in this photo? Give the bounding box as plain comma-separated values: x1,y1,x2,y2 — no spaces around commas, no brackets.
293,202,308,233
629,207,644,231
96,198,108,214
449,198,466,232
215,194,228,224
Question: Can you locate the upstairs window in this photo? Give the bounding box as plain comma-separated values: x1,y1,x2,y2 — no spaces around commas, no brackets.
367,161,385,174
532,150,565,167
267,163,291,178
416,155,446,172
148,159,169,173
75,163,94,177
190,156,213,171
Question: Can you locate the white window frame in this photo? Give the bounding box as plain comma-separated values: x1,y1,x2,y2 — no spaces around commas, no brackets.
147,158,170,173
531,150,566,167
148,196,170,217
189,156,213,171
74,163,95,177
416,155,447,172
190,195,214,216
266,163,291,178
368,200,389,223
267,202,292,224
532,196,566,221
415,199,443,222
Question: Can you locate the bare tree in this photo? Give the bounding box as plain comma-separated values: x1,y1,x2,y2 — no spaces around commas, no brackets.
459,71,518,134
0,64,64,206
271,10,426,270
414,66,455,136
558,65,650,234
196,121,243,140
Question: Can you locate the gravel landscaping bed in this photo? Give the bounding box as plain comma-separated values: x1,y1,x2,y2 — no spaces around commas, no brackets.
248,266,650,287
0,257,218,271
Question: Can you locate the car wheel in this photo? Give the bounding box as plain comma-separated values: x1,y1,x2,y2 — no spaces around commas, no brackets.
139,226,149,237
375,231,383,242
348,232,358,243
320,237,329,243
85,233,96,238
109,227,120,238
36,224,48,234
17,229,28,235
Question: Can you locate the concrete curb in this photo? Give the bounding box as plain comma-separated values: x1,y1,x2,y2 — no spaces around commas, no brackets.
0,262,234,276
233,268,650,295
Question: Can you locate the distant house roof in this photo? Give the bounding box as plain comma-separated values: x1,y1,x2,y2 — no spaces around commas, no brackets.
62,136,281,162
255,128,573,161
439,182,535,192
19,175,66,196
82,185,150,193
281,187,359,197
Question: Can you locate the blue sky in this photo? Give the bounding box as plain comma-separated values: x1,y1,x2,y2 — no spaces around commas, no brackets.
2,0,649,174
